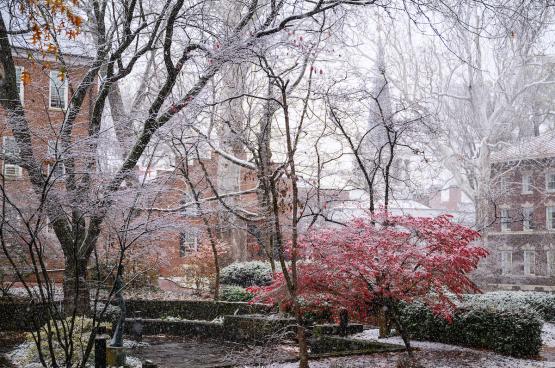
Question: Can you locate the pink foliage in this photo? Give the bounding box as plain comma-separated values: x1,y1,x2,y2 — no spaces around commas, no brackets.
251,213,487,321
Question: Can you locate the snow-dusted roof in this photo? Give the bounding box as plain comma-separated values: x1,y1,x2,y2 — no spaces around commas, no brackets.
491,132,555,163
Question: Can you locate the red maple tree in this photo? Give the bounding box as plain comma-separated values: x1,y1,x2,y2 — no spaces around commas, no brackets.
250,213,487,354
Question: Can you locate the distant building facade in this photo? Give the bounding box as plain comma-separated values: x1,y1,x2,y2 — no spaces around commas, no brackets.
480,133,555,292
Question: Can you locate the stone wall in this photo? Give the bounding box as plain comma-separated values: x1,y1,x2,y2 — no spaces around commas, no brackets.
124,318,225,338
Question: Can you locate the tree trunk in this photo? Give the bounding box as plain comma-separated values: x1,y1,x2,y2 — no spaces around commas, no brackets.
295,313,309,368
388,303,413,358
63,258,90,315
378,307,391,338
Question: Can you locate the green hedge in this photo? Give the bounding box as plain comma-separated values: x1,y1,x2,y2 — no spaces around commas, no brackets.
220,261,273,288
399,303,543,357
220,285,254,302
121,299,271,320
463,292,555,322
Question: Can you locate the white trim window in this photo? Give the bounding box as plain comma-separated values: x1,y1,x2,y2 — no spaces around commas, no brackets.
547,207,555,230
547,173,555,193
47,163,65,177
2,137,21,179
524,250,536,276
49,70,68,109
3,163,22,178
522,207,534,231
500,209,511,232
501,251,512,275
2,136,20,159
179,192,199,217
46,140,65,177
15,66,24,104
500,176,509,194
179,230,199,257
522,174,533,194
548,251,555,276
47,140,57,157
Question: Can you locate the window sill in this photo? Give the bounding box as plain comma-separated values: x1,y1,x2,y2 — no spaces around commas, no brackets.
48,106,67,112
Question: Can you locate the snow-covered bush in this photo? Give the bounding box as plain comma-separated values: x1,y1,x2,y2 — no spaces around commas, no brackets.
400,302,543,357
220,285,254,302
220,261,273,287
463,292,555,322
9,317,111,367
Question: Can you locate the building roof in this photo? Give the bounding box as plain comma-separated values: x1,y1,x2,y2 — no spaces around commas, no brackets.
491,132,555,163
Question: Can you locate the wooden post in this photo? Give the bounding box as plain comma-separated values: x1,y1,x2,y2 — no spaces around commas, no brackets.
94,330,107,368
339,308,349,336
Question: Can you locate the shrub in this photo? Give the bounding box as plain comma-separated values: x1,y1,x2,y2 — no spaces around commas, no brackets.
399,302,543,357
463,291,555,322
10,317,110,367
220,285,254,302
220,261,273,287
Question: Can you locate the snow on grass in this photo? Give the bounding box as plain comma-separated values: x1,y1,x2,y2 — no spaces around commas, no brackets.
263,325,555,368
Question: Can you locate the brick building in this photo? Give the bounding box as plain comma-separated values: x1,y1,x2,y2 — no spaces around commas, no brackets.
135,155,262,277
480,132,555,292
0,47,95,277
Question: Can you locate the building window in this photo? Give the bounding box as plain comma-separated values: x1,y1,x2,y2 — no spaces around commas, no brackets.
500,209,511,232
547,173,555,193
2,136,20,159
524,250,535,276
440,188,449,202
179,192,199,216
3,164,22,178
46,140,64,177
179,230,199,257
49,70,67,109
548,251,555,276
500,176,509,194
2,137,22,179
522,207,534,231
547,207,555,230
47,140,59,157
47,163,66,177
522,174,532,194
15,66,24,103
501,251,512,275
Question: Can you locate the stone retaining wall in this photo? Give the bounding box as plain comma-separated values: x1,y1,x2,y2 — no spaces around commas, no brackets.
123,318,225,338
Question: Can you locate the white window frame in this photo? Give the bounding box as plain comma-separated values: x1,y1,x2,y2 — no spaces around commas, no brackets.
15,66,24,104
547,207,555,230
180,192,199,217
522,174,533,194
3,163,22,178
2,136,20,159
179,230,199,257
500,209,511,232
49,70,68,109
500,176,509,194
548,251,555,276
547,172,555,193
501,251,512,275
47,140,58,157
47,162,66,177
522,207,534,231
524,250,535,276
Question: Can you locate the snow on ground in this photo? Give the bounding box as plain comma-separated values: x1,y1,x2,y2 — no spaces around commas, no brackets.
543,323,555,348
263,324,555,368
